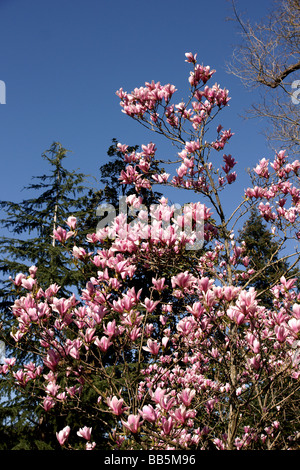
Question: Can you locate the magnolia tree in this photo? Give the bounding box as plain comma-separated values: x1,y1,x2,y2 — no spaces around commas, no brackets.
1,53,300,450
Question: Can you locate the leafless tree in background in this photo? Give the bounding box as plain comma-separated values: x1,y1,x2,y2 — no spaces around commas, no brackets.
228,0,300,155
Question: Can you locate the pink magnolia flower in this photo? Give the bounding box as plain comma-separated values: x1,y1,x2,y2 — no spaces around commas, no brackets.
73,246,89,260
141,142,156,157
128,325,142,341
10,330,24,342
77,426,92,440
178,388,196,407
51,297,74,316
189,64,215,87
44,283,61,298
126,194,143,208
10,272,26,286
0,365,8,375
288,318,300,335
142,297,160,313
275,325,288,343
171,271,194,290
140,404,157,423
152,172,170,183
152,277,166,292
142,338,160,355
185,52,197,63
45,381,60,397
222,285,240,301
43,349,61,372
86,442,96,450
56,426,70,446
177,317,196,336
66,216,77,230
117,142,128,153
84,328,96,344
103,319,121,337
13,369,28,387
185,139,200,154
206,398,217,413
21,277,36,291
94,336,112,352
213,438,225,450
227,307,245,325
198,276,211,293
226,172,237,184
42,396,55,411
53,226,74,243
4,357,16,367
106,396,127,416
245,186,266,199
186,301,205,319
151,387,166,404
292,304,300,319
29,265,38,278
121,414,142,434
160,394,176,412
222,154,237,173
280,276,296,291
254,158,269,178
173,405,196,424
249,355,261,370
161,416,173,435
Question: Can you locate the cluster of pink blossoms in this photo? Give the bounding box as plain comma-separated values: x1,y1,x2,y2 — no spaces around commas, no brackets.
2,251,299,449
1,53,300,451
245,150,300,238
117,57,234,198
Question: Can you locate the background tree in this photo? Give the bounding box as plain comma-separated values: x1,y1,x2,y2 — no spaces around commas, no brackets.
228,0,300,155
0,141,100,449
0,142,94,300
237,207,296,307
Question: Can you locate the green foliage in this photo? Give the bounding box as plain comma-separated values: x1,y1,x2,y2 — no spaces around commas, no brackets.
0,142,98,450
238,207,293,306
0,142,93,296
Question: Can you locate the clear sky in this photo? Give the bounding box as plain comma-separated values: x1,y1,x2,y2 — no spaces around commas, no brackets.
0,0,275,223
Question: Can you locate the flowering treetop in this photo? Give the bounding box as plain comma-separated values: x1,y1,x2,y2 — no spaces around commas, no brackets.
0,52,299,451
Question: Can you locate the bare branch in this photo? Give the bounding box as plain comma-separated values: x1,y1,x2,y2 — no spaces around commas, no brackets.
228,0,300,153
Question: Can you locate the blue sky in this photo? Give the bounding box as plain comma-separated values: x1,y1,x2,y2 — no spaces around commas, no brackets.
0,0,274,224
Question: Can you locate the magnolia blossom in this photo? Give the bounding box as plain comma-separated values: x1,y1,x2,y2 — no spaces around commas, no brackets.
10,273,26,286
121,414,142,434
142,338,160,355
140,404,157,423
56,426,70,446
77,426,92,441
106,396,127,416
53,226,74,243
66,216,77,230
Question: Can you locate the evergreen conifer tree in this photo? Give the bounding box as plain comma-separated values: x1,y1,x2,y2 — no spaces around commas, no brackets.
238,207,294,307
0,142,99,449
0,142,94,299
